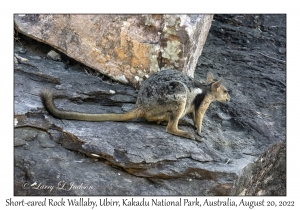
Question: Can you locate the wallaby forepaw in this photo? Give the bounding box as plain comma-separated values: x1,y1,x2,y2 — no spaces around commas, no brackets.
196,130,202,137
193,130,203,141
194,135,203,142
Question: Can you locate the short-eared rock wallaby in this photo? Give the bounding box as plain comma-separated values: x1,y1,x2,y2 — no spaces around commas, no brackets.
40,70,230,140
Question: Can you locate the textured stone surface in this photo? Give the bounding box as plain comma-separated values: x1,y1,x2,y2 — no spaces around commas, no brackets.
196,14,286,196
231,142,286,196
14,14,286,196
14,14,213,87
14,39,237,195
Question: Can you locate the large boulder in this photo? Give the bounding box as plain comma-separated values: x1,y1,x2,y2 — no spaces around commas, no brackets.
14,14,213,87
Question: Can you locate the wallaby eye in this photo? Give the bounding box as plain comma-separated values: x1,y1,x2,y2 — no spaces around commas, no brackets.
224,89,229,93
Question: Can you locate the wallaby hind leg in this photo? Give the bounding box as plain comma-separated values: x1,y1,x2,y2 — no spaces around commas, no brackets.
166,101,195,140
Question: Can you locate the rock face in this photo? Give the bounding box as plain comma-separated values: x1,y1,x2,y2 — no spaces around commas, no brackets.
195,14,286,196
231,142,286,196
14,14,286,196
14,14,213,87
14,37,237,196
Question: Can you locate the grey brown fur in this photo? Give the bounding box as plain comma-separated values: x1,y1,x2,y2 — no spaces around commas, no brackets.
40,70,230,140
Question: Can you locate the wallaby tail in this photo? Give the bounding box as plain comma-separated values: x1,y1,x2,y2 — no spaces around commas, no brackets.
39,89,143,121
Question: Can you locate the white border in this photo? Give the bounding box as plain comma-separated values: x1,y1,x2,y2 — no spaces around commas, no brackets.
4,0,297,209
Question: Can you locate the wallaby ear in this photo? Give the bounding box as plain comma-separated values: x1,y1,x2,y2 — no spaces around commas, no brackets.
211,78,222,92
206,72,214,84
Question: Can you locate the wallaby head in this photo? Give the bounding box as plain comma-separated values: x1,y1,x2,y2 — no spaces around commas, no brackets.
206,72,230,103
